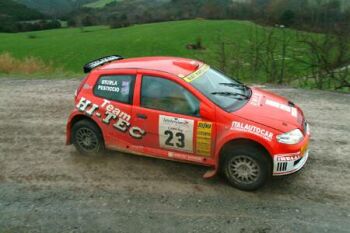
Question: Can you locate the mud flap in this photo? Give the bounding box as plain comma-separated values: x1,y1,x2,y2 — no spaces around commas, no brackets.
203,168,217,179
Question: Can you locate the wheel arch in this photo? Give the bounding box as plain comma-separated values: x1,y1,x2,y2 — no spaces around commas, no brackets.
66,114,104,145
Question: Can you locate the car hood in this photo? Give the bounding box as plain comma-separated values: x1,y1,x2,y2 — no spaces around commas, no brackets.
234,87,305,133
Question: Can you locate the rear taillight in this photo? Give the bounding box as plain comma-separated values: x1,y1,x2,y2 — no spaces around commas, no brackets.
75,76,88,99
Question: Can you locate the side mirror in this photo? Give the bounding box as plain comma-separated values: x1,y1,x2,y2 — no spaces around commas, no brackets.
199,103,215,121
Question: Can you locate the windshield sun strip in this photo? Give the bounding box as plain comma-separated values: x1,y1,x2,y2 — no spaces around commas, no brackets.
182,64,210,83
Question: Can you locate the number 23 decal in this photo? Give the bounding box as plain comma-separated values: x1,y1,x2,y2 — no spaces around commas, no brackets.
164,130,185,148
159,115,194,152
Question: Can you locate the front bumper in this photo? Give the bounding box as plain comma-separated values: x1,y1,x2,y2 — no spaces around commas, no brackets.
272,120,310,176
273,149,309,176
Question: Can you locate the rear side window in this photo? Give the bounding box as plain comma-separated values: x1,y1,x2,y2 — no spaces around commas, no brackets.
93,75,135,104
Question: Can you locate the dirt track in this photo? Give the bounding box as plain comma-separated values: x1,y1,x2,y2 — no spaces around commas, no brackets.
0,79,349,233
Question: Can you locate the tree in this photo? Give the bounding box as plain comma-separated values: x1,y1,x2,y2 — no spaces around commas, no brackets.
296,26,350,90
280,10,295,26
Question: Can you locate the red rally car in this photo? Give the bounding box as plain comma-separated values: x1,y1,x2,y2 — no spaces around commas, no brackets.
66,55,310,191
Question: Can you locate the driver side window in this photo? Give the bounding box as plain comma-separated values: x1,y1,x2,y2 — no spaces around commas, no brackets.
141,75,200,116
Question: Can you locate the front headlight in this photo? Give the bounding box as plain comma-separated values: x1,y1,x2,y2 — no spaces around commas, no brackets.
276,129,304,145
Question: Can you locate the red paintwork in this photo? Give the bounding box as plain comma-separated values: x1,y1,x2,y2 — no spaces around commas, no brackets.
66,56,310,177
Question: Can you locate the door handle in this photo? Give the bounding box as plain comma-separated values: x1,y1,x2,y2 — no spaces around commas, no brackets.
137,113,147,119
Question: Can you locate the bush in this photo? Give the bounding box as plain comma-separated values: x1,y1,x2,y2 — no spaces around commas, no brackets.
27,34,38,39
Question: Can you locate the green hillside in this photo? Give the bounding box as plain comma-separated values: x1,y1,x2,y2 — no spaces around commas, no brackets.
0,20,315,81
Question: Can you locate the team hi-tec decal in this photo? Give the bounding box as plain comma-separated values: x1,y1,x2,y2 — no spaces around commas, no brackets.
76,97,145,139
231,121,273,141
159,115,194,153
196,121,213,156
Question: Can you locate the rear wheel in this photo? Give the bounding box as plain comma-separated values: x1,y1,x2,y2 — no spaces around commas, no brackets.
72,120,104,155
221,145,270,191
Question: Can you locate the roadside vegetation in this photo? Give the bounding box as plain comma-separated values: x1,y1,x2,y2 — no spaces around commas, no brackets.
0,53,67,78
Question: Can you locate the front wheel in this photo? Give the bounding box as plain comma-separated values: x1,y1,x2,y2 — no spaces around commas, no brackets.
72,120,104,155
221,145,270,191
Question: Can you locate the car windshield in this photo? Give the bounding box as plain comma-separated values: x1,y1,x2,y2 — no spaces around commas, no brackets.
190,68,251,112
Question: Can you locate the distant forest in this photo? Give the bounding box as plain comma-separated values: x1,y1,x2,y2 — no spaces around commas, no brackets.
1,0,350,34
66,0,350,33
0,0,61,32
15,0,96,16
0,0,97,32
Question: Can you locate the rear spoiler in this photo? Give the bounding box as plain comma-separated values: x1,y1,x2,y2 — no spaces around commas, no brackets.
83,55,124,73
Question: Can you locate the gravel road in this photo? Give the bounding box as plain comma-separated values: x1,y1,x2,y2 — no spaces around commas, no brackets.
0,79,349,233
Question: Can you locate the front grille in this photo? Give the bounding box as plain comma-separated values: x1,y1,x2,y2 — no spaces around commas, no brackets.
277,162,288,171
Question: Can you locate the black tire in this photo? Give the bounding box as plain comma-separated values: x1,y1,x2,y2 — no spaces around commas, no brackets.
221,145,271,191
72,120,104,155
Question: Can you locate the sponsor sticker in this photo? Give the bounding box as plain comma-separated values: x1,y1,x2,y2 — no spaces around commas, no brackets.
121,80,130,95
159,115,194,152
265,99,298,118
196,121,213,156
231,121,273,141
250,94,261,106
276,154,301,162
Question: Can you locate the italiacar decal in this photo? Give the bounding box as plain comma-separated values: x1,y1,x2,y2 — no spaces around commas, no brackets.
76,97,145,139
231,121,273,141
159,115,194,153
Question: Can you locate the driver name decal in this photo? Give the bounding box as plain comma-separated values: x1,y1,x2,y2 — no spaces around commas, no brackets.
231,121,273,141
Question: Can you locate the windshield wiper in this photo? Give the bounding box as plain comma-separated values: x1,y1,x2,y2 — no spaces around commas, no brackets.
219,82,243,87
219,82,249,90
211,91,249,100
219,82,251,97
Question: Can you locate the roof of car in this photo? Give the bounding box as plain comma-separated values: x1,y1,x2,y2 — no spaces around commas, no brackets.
99,56,205,77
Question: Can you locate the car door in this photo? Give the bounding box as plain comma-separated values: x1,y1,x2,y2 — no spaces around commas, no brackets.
91,73,139,148
132,74,216,163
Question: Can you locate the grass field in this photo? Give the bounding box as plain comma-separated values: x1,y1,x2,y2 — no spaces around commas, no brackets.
84,0,117,8
0,20,314,81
